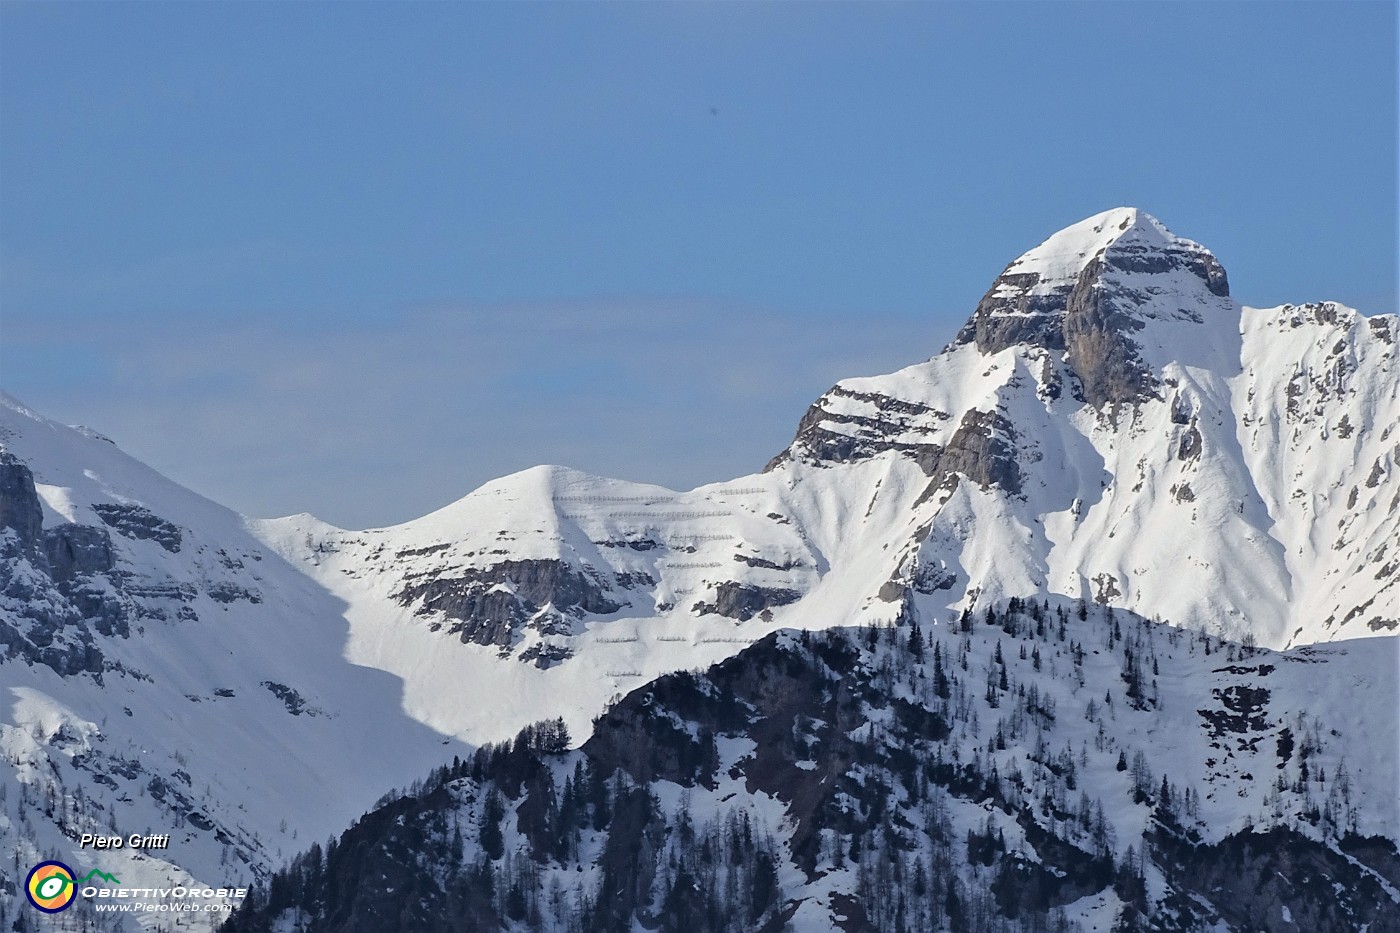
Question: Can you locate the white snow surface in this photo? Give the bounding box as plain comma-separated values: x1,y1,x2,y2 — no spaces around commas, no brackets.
1000,207,1179,293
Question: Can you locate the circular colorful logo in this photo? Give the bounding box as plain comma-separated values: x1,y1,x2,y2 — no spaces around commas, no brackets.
26,861,77,913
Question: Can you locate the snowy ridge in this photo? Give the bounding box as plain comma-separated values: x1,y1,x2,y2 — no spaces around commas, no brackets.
997,207,1182,294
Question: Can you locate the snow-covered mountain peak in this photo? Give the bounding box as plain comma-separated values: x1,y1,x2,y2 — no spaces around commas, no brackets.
950,208,1232,406
1002,206,1174,287
771,210,1394,648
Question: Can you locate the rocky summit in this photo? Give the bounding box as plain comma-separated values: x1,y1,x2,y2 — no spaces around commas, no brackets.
953,208,1231,406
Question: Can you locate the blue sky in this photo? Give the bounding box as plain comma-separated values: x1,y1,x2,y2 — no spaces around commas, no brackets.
2,1,1396,528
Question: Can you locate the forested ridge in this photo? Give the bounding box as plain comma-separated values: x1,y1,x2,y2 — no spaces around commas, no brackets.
223,600,1399,933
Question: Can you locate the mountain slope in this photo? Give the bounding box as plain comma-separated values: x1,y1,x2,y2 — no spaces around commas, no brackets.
0,395,476,929
221,602,1400,932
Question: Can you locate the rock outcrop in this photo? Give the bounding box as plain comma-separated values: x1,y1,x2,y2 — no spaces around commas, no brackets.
0,451,45,553
955,207,1231,407
395,558,624,648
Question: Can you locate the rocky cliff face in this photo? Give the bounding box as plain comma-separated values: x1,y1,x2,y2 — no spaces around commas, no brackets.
953,208,1232,407
765,385,949,473
0,452,122,674
924,408,1023,497
0,451,45,550
395,558,624,649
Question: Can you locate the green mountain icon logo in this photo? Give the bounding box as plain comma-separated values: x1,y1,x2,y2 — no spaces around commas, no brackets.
77,869,121,885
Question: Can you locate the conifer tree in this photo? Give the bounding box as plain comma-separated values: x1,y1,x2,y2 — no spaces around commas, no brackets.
908,624,925,663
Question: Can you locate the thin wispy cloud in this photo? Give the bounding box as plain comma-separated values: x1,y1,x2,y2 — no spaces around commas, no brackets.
6,298,947,528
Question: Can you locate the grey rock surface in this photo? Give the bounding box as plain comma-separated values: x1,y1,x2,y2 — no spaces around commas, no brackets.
396,558,624,648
